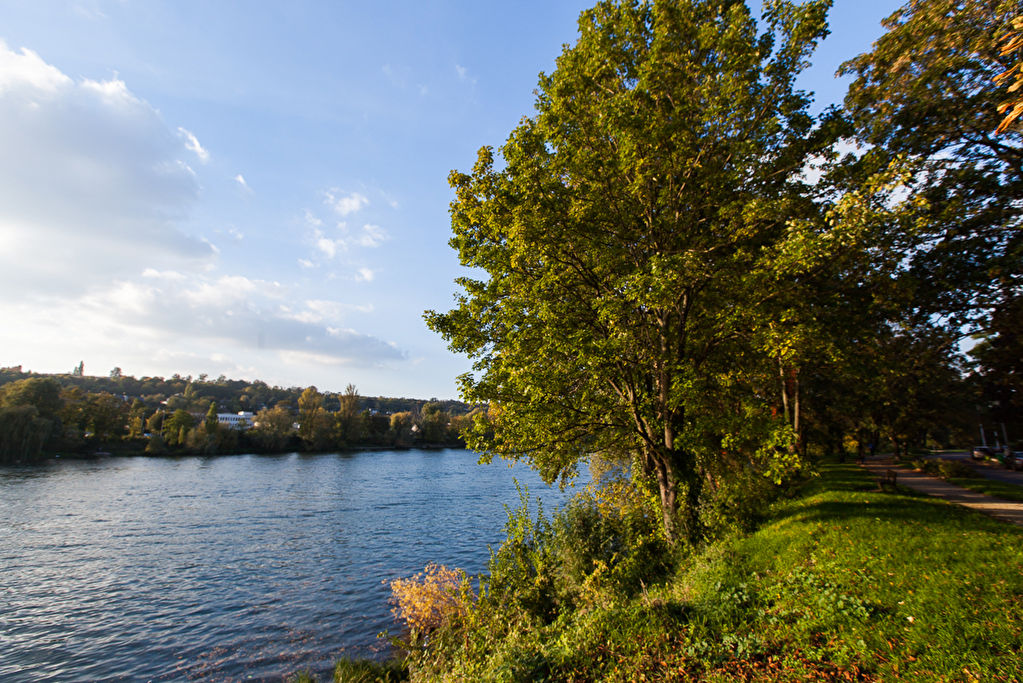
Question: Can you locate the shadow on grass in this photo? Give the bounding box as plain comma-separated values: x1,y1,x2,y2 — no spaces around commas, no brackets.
772,463,1023,534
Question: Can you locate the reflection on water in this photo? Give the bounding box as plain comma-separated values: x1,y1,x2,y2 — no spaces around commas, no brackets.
0,450,570,682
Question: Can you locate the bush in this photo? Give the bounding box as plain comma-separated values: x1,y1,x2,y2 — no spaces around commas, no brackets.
389,564,468,638
468,485,561,627
553,484,669,606
939,459,977,479
696,466,786,540
913,458,977,479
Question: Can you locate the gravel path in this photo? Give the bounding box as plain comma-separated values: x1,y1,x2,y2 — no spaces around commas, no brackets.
859,456,1023,527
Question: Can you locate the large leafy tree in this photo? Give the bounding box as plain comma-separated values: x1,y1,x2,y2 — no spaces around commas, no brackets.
841,0,1022,326
427,0,846,544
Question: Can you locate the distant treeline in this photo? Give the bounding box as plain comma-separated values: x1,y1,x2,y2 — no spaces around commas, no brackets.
0,366,480,464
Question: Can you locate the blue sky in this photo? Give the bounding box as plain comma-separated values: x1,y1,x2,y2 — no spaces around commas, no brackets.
0,0,901,399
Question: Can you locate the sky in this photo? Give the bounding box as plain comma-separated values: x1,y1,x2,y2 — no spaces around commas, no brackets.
0,0,902,399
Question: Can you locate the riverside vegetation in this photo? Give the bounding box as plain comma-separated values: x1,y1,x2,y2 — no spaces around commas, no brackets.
292,459,1022,681
295,0,1022,679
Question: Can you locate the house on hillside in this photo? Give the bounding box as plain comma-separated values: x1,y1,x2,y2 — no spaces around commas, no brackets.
218,411,254,430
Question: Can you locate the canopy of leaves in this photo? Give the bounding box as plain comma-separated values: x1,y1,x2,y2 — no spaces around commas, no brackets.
428,0,849,544
841,0,1022,324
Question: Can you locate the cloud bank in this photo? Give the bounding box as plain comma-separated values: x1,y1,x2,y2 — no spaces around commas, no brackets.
0,41,405,375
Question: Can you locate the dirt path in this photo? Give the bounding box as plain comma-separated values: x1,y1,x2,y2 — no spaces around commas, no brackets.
860,456,1023,527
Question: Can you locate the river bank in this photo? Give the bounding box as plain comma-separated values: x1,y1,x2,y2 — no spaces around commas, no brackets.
351,460,1023,681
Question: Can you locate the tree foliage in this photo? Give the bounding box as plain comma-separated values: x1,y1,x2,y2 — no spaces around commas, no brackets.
427,0,848,544
996,16,1023,134
840,0,1022,325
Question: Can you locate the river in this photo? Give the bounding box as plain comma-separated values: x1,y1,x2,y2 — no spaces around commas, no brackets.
0,449,572,682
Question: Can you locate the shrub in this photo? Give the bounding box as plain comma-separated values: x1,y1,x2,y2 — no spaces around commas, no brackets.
389,564,468,638
553,483,669,605
696,465,784,540
939,459,977,479
914,458,977,479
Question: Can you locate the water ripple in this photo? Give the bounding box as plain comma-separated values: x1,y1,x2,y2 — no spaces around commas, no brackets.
0,449,568,682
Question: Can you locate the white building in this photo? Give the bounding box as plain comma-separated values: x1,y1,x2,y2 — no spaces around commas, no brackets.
217,411,254,430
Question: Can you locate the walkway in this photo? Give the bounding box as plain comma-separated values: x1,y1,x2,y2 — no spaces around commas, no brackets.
859,456,1023,527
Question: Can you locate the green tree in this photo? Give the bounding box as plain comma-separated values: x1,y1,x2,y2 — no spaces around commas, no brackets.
870,327,970,455
205,402,219,434
297,386,335,451
335,383,363,445
0,405,52,463
0,377,63,454
127,399,147,439
145,432,168,455
426,0,838,544
419,404,452,444
841,0,1022,328
251,405,295,450
84,392,128,441
163,409,196,447
146,410,165,436
0,377,63,420
389,411,415,446
970,294,1023,442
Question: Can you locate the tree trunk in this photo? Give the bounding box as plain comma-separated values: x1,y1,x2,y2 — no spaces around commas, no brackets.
654,457,679,544
779,358,790,425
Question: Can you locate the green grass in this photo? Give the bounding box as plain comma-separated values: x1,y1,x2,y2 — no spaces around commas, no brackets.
287,658,408,683
408,462,1023,681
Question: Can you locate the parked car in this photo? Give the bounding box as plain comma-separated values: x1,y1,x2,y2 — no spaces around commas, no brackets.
1005,451,1023,471
972,445,996,460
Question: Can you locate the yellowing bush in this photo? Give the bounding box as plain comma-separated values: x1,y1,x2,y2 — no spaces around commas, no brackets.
389,564,467,635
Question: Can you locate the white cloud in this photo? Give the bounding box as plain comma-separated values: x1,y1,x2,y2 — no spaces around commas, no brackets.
81,77,141,107
72,3,107,20
0,41,412,384
357,223,388,247
0,42,71,93
325,189,368,216
0,41,213,297
355,267,375,282
141,268,187,280
313,228,345,259
178,127,209,163
304,209,323,227
455,64,476,85
179,274,276,308
234,173,251,192
51,274,407,366
304,215,389,263
283,299,368,324
381,63,411,90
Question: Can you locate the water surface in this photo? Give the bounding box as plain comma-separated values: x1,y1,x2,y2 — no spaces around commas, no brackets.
0,449,570,682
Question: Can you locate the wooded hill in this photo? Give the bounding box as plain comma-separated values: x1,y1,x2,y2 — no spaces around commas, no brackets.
0,365,476,463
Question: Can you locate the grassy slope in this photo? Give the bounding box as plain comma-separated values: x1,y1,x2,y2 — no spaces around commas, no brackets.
420,463,1023,682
